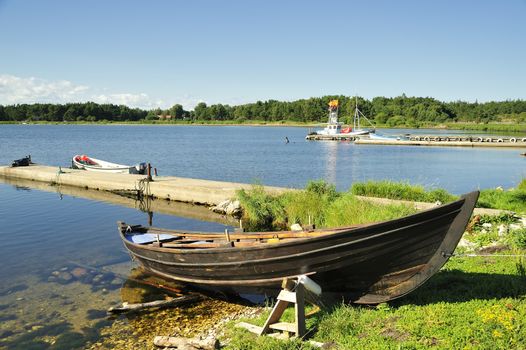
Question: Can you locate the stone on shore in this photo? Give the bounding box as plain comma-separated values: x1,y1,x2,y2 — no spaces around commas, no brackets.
210,199,241,216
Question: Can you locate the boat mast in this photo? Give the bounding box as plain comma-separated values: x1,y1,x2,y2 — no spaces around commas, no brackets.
353,96,360,130
353,96,376,131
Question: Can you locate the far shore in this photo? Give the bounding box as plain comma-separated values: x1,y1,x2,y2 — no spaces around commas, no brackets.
2,120,526,133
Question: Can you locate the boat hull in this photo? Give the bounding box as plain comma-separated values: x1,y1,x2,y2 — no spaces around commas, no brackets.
119,191,478,303
72,155,145,174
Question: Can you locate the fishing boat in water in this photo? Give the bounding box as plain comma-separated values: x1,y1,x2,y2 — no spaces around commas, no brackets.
314,98,375,137
72,155,146,174
118,191,479,304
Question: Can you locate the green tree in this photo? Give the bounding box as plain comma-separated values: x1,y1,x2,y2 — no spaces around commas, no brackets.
169,104,184,119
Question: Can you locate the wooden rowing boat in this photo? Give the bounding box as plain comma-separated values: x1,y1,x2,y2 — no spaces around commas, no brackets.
72,155,146,174
118,191,479,304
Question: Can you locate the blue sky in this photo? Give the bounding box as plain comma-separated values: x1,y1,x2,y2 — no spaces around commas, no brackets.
0,0,525,109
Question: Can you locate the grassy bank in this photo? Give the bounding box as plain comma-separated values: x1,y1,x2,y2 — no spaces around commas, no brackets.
229,180,526,348
477,179,526,213
444,122,526,133
350,179,526,214
236,179,526,233
1,119,318,127
225,253,526,349
350,180,458,203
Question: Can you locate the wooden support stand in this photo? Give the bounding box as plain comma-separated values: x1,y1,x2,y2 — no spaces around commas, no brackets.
238,278,307,338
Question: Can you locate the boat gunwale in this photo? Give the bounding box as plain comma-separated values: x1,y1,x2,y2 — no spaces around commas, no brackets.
120,195,468,255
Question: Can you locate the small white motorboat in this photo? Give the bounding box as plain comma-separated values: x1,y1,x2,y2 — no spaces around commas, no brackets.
72,155,147,174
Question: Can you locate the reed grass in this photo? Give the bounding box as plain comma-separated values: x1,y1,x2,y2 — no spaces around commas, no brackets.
236,180,417,231
444,122,526,133
236,185,287,230
324,195,417,227
350,180,458,203
238,179,526,231
478,189,526,214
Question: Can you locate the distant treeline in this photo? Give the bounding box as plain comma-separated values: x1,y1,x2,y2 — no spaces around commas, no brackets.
1,95,526,125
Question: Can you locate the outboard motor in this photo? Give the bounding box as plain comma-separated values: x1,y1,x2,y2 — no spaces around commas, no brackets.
135,162,147,175
11,155,32,167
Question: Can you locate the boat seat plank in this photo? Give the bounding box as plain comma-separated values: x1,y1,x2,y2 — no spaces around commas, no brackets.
146,227,354,240
161,242,234,249
125,233,177,244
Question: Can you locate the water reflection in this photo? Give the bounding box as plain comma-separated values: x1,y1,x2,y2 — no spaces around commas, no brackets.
0,176,236,226
322,141,338,185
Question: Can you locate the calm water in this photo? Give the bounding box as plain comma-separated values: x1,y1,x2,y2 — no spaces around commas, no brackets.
1,124,525,193
0,181,229,348
0,124,525,348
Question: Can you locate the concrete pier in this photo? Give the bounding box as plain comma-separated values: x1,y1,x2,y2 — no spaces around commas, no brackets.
0,165,290,206
354,138,526,148
0,164,505,216
0,176,235,225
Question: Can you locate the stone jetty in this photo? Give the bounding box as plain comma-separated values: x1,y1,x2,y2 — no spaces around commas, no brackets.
0,164,289,206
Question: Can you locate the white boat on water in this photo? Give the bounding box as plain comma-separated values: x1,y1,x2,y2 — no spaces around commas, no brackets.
72,155,147,174
368,132,411,141
314,98,375,137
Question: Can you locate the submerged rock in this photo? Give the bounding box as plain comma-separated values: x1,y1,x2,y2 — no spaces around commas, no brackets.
71,267,88,278
92,274,104,284
57,272,73,284
86,309,107,320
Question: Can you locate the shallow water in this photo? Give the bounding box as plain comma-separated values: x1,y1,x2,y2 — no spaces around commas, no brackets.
0,181,233,349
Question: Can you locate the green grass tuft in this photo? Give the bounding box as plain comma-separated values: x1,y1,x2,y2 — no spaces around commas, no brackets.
236,185,287,231
237,181,417,231
350,180,458,203
478,189,526,213
508,228,526,249
324,194,417,228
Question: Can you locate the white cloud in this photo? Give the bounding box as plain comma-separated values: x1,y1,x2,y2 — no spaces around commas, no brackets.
92,93,164,109
0,73,251,111
0,74,89,104
0,74,165,109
